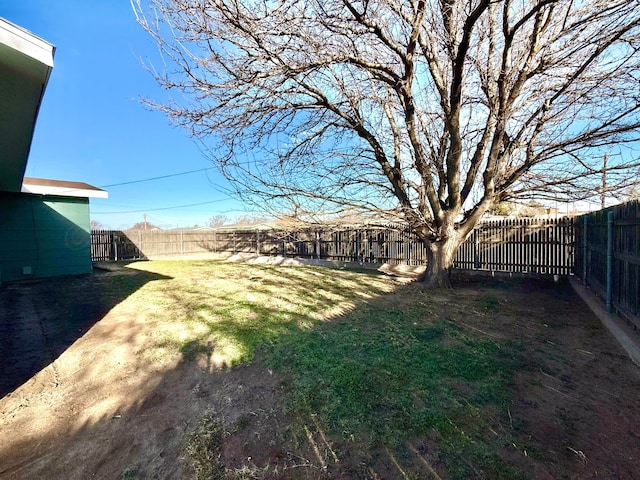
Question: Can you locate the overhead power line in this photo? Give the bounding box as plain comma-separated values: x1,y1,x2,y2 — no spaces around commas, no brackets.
99,167,215,188
93,198,229,214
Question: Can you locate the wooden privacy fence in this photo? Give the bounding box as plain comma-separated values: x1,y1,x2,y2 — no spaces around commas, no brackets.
455,218,573,274
91,217,574,275
574,200,640,330
91,230,145,261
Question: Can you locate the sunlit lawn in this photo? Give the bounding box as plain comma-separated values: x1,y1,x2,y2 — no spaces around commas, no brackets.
117,259,524,478
125,260,398,367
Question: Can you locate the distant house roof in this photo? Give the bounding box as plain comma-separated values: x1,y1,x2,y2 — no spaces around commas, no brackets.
21,177,108,198
164,226,218,231
0,17,55,193
127,222,162,232
214,222,279,231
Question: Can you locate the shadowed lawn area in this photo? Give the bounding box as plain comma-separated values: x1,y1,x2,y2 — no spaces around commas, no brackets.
269,299,522,479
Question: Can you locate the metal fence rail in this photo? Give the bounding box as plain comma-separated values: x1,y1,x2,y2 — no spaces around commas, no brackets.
92,217,574,275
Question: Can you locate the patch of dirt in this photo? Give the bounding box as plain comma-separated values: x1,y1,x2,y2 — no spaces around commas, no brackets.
1,270,639,479
448,276,640,480
0,270,288,480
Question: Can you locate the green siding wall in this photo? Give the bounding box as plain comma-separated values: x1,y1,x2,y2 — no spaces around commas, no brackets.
0,192,92,283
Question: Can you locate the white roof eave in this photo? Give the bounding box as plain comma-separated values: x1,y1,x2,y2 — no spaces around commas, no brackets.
0,18,54,67
21,183,109,199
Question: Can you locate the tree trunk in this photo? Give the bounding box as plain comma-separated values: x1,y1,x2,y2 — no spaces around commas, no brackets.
417,236,462,288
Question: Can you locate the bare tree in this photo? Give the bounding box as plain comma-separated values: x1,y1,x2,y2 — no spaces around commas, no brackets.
90,219,106,230
233,214,271,226
207,214,230,228
133,0,640,286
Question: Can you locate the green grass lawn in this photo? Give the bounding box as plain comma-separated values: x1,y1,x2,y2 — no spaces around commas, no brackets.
270,316,521,479
125,259,397,367
117,259,528,478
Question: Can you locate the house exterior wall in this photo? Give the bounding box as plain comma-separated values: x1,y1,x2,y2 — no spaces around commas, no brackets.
0,192,92,283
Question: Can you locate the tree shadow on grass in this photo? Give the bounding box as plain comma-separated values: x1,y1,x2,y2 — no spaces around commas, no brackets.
0,264,171,398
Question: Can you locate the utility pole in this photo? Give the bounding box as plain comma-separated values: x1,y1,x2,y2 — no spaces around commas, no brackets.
601,154,609,209
144,213,148,231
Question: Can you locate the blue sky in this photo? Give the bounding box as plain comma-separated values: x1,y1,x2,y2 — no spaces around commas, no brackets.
4,0,247,229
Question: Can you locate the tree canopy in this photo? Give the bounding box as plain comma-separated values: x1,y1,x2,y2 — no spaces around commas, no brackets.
134,0,640,284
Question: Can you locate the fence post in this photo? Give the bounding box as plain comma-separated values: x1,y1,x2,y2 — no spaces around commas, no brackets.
256,231,260,256
316,231,321,259
582,216,588,285
112,232,118,261
473,231,480,270
606,211,614,312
